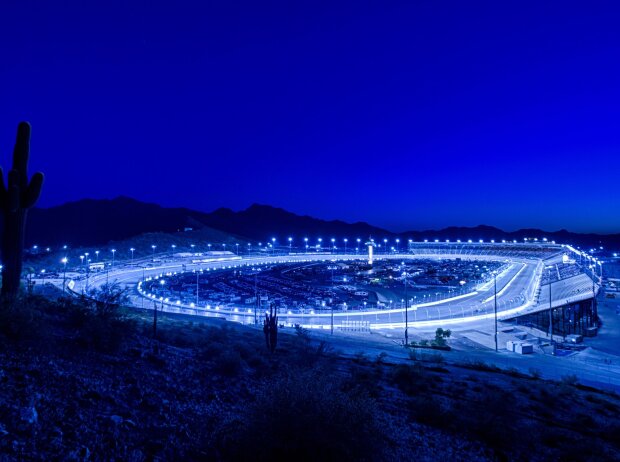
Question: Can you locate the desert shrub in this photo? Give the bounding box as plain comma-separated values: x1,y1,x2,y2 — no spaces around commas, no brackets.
529,367,542,379
353,351,369,365
454,387,518,455
433,328,451,347
0,296,44,342
560,374,579,387
76,313,136,352
63,286,137,352
345,364,383,398
233,340,259,361
315,340,334,357
424,352,445,364
198,340,227,360
217,369,385,461
206,324,233,344
375,351,388,364
461,359,500,372
294,324,310,342
83,282,129,319
213,350,244,377
407,395,450,427
391,363,427,395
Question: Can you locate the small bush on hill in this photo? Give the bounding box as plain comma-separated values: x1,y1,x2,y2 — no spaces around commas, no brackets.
217,368,385,461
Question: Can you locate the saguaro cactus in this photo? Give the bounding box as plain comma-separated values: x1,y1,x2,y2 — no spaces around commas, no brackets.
263,303,278,353
0,122,44,299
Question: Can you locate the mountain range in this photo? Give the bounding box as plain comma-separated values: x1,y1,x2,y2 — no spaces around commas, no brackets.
10,196,619,250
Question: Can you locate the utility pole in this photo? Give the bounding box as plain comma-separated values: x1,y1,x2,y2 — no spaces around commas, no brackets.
331,266,335,335
548,268,553,341
196,270,199,306
404,271,409,346
153,301,158,339
254,271,258,325
494,272,498,352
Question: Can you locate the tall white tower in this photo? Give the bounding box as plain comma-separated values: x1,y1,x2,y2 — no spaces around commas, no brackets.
366,238,375,265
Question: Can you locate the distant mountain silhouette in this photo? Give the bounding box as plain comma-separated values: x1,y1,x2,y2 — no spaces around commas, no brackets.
11,196,620,249
202,203,388,244
23,196,208,247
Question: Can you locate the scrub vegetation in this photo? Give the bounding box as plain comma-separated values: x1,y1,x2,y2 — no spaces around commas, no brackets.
1,291,619,461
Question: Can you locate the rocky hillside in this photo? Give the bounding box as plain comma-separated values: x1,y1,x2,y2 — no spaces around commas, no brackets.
0,294,619,461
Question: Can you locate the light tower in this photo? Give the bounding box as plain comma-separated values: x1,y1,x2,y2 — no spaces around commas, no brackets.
365,237,376,265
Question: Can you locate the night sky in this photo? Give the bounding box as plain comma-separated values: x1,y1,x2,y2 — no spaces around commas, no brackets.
1,1,619,233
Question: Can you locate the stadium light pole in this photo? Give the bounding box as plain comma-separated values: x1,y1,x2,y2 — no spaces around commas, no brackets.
304,237,308,254
356,238,361,254
403,271,409,346
344,238,348,255
288,237,292,253
111,249,116,268
384,238,388,254
130,248,135,265
61,257,68,294
95,250,99,261
151,245,156,262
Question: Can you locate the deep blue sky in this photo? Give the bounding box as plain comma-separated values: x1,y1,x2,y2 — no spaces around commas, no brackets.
1,1,619,233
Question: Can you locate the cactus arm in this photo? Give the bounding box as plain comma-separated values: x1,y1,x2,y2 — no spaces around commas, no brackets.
12,122,31,188
23,172,43,208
